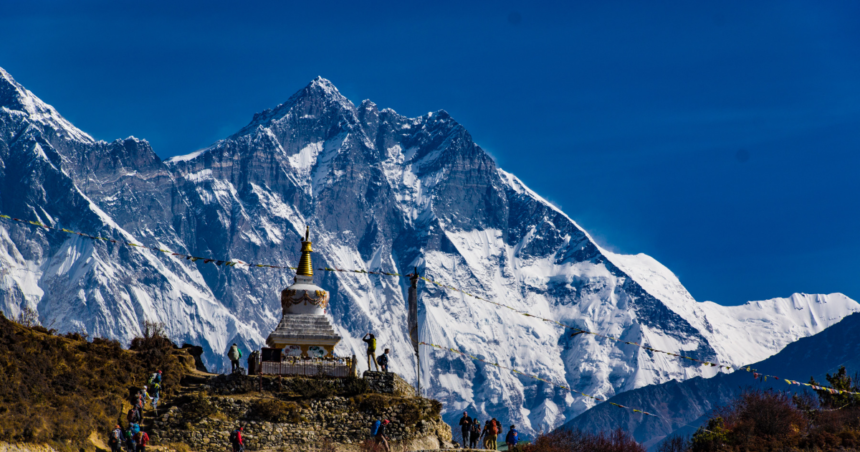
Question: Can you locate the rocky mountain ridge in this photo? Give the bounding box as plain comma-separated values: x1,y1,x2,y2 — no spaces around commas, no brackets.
1,67,857,435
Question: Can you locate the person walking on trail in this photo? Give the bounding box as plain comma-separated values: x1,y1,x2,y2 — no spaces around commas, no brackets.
230,427,244,452
127,407,141,425
506,425,519,452
125,428,136,452
149,382,161,413
362,333,379,371
228,343,243,373
377,348,390,373
459,412,472,448
375,419,391,452
469,420,481,449
133,431,149,452
109,425,123,452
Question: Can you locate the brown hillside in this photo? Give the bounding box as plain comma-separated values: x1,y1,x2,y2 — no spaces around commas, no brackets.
0,313,194,445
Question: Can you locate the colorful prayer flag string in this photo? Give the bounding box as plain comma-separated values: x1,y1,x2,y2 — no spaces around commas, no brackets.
0,214,295,270
8,211,857,398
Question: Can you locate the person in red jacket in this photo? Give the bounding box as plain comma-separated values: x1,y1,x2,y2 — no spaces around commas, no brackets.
230,427,244,452
133,431,150,452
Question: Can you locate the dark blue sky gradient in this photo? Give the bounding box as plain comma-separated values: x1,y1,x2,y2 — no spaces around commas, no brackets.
1,1,858,305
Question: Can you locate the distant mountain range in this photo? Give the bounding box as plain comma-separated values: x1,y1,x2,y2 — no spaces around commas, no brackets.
563,311,860,449
1,66,857,435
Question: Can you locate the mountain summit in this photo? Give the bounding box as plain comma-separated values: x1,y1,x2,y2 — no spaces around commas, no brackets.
1,68,857,434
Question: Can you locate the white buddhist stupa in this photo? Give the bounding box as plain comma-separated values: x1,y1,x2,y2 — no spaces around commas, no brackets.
266,227,342,358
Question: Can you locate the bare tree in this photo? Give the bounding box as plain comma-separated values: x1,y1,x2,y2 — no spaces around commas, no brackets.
142,320,167,339
16,306,40,327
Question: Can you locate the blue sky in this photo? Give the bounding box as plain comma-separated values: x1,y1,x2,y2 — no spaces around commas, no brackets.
1,0,858,305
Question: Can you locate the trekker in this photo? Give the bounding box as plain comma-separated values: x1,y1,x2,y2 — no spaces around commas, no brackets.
228,343,243,373
377,348,390,373
147,370,162,386
109,425,123,452
230,426,244,452
481,420,492,449
125,429,136,452
506,425,519,452
133,430,149,452
469,420,481,449
150,382,161,413
127,407,142,425
375,419,391,452
459,412,472,448
362,333,379,371
487,418,500,450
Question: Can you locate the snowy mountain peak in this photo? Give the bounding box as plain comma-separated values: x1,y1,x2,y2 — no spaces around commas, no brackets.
2,70,858,437
0,66,94,144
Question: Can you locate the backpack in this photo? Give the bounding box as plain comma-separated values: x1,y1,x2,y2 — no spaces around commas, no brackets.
148,373,158,385
111,429,122,443
229,430,240,444
370,420,381,436
130,423,140,435
377,353,388,366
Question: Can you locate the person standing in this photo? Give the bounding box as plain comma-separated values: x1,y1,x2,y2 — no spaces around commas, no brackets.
506,425,519,452
487,418,500,450
469,420,481,449
458,412,472,449
481,420,492,449
377,348,390,373
362,333,378,371
228,343,243,373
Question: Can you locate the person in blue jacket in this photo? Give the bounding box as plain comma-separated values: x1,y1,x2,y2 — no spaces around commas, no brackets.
506,425,519,452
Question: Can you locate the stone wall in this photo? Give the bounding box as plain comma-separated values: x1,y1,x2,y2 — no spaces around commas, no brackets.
152,373,452,451
363,371,417,397
151,396,451,451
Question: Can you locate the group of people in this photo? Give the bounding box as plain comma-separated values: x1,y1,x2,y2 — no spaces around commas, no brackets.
108,371,162,452
363,333,391,373
459,412,519,450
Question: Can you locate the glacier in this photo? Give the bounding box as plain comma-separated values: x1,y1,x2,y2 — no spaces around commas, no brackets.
0,67,857,435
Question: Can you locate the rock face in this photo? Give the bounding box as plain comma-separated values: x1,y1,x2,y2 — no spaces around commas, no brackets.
1,66,858,435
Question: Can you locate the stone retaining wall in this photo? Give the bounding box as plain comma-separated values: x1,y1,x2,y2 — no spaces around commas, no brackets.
151,396,451,451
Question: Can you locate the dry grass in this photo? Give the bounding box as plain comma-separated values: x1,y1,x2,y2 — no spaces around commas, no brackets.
0,312,188,444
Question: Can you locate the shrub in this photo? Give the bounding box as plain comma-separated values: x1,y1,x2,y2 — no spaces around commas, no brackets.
250,398,300,423
181,393,218,421
524,428,645,452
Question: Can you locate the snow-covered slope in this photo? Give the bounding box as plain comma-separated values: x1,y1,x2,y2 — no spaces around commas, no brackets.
1,68,857,435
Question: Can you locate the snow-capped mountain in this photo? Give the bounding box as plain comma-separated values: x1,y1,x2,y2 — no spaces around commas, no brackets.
1,67,857,435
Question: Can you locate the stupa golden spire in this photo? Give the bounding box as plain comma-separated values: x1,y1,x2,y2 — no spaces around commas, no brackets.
296,226,314,277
